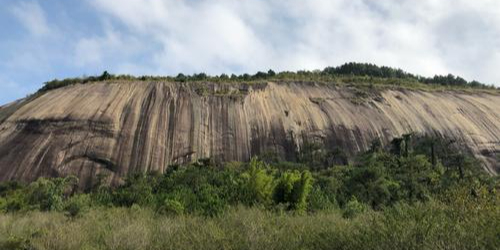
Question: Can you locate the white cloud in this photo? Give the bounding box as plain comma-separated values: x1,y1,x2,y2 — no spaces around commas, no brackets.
73,24,148,71
10,1,50,36
84,0,500,84
4,0,495,87
74,28,123,67
1,0,499,105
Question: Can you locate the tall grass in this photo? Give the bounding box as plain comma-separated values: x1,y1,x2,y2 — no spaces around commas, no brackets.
1,201,498,250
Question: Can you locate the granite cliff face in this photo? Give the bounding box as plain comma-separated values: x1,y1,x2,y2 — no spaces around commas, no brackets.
0,81,499,187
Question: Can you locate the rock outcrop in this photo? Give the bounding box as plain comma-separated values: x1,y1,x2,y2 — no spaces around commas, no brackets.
0,81,499,187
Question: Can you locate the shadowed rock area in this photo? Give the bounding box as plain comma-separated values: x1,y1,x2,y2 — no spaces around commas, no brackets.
0,81,499,187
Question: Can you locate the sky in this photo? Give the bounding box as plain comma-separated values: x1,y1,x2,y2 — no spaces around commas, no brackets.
1,0,500,105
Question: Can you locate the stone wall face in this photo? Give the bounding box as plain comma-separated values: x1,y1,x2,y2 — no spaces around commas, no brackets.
1,81,499,187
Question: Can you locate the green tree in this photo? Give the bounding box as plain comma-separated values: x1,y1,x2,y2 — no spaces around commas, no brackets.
240,157,275,205
273,170,313,212
26,176,77,211
114,173,155,207
64,193,91,217
99,71,112,80
157,198,184,216
342,196,367,218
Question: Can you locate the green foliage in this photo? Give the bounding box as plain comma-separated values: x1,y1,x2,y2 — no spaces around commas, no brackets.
26,178,63,211
0,177,78,213
0,181,23,196
2,190,28,212
342,196,368,218
325,62,414,79
157,198,184,216
0,235,33,250
194,184,226,216
160,182,226,216
22,176,77,212
326,62,492,88
63,194,91,217
273,171,301,207
130,203,142,212
114,173,155,207
240,157,275,206
425,74,468,86
343,165,399,208
156,160,242,216
0,197,5,212
273,170,314,212
91,185,114,206
38,63,498,94
307,186,337,211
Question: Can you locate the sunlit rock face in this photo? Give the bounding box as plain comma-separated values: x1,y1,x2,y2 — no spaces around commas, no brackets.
0,81,499,187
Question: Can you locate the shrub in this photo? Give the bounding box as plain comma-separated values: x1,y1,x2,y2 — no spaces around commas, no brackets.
130,203,142,212
99,71,111,81
343,196,367,218
0,181,23,196
157,199,184,216
273,170,314,212
64,194,91,217
25,176,77,211
0,235,33,250
91,186,114,206
273,171,300,206
2,190,28,212
307,186,337,212
344,166,397,208
0,197,5,212
162,186,197,212
240,158,275,206
114,174,155,207
195,184,226,217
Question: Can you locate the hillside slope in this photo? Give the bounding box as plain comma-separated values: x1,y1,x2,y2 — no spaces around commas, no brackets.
0,81,499,187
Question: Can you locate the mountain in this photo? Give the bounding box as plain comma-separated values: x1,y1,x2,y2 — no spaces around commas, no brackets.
0,69,499,188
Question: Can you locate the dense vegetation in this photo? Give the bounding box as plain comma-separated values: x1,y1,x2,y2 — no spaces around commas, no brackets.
0,135,499,249
39,63,498,93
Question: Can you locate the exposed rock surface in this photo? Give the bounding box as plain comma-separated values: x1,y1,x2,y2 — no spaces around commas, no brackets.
0,81,499,187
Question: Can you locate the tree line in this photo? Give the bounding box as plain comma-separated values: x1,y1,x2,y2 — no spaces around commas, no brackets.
39,63,497,93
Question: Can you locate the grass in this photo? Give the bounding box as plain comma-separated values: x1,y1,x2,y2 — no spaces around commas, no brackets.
0,201,498,250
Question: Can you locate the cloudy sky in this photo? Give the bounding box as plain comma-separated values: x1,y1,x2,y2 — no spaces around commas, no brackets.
1,0,499,104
